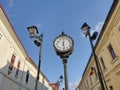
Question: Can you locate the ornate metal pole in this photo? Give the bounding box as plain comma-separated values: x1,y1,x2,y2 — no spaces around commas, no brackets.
53,32,74,90
62,57,69,90
35,34,43,90
27,26,43,90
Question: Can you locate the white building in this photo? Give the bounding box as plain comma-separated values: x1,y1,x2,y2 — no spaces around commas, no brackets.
0,4,52,90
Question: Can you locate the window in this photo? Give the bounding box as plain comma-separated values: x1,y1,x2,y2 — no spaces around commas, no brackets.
15,61,21,78
84,83,86,90
8,54,16,74
86,79,89,89
109,86,113,90
118,25,120,31
100,57,106,70
25,70,29,84
0,32,3,46
94,68,98,79
108,44,116,60
89,75,92,86
0,33,2,40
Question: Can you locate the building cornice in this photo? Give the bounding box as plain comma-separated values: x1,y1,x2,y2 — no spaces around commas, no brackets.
0,4,28,58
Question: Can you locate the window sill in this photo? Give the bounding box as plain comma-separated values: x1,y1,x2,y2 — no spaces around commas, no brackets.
103,68,107,73
111,56,119,64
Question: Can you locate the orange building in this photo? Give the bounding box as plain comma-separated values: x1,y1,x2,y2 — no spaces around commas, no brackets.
50,83,59,90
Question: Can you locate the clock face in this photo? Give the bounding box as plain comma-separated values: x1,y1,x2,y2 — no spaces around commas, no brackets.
54,36,73,52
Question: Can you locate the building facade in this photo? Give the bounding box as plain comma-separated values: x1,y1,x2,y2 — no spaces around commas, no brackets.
0,5,52,90
49,83,59,90
77,0,120,90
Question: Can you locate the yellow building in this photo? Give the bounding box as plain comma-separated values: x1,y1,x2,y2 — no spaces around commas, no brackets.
77,0,120,90
0,4,52,90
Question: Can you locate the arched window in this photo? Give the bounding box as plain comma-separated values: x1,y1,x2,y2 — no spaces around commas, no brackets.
100,57,106,70
15,61,21,78
25,70,29,84
8,54,16,74
108,44,116,60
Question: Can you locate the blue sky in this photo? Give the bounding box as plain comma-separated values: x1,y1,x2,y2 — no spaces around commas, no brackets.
0,0,113,89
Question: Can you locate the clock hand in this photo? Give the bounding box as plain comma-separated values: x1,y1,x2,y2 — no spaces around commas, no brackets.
62,39,65,50
62,39,64,46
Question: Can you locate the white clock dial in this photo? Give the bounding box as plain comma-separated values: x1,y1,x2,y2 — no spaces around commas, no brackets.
54,36,73,52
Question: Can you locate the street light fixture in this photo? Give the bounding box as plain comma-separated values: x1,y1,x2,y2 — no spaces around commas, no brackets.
81,22,106,90
56,75,63,87
27,25,43,90
59,75,63,83
53,32,74,90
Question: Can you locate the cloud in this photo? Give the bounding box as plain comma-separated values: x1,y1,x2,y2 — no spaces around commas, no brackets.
81,21,104,38
69,81,79,90
95,21,104,32
60,78,81,90
91,21,104,34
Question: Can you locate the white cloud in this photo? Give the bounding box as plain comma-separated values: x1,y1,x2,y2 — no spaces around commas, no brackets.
69,80,79,90
81,21,104,38
95,21,104,31
91,21,104,34
60,78,81,90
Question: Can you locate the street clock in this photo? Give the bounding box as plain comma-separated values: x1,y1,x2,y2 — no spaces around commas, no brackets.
53,32,74,58
53,32,74,90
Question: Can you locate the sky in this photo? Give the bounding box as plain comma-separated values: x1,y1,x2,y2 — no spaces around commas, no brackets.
0,0,113,90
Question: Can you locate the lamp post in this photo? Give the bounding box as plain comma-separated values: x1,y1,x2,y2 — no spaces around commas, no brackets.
56,75,63,87
81,22,106,90
50,75,63,90
53,32,74,90
27,25,43,90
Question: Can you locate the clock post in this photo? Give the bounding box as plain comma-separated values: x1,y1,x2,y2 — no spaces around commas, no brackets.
53,32,74,90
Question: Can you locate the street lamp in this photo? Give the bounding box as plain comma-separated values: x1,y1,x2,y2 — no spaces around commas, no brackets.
53,32,74,90
56,75,63,87
59,75,63,83
27,25,43,90
81,22,106,90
